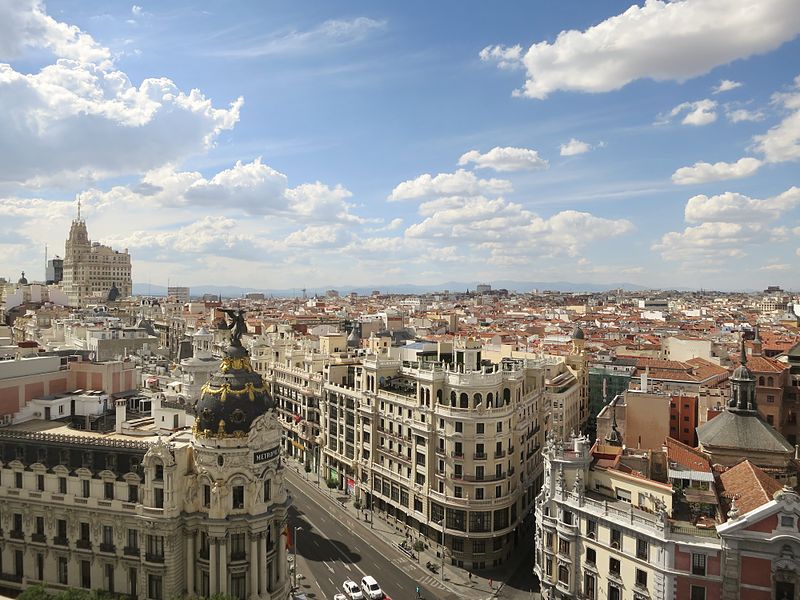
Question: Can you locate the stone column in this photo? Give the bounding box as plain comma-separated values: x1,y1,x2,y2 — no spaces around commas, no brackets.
209,538,218,594
260,534,268,596
278,528,288,586
186,530,195,596
219,538,228,595
249,533,259,598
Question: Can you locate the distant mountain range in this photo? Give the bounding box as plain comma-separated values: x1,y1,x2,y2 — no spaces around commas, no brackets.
133,280,651,298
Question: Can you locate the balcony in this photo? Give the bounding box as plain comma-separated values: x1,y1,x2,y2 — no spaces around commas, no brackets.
100,543,116,553
473,452,487,460
494,450,506,459
9,530,23,540
53,536,69,547
451,451,464,459
76,539,92,550
31,533,47,543
123,546,140,557
145,553,165,564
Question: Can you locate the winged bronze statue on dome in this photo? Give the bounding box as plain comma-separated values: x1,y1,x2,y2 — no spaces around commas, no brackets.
220,308,247,347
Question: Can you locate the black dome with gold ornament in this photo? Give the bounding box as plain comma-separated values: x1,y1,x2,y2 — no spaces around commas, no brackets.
193,310,273,439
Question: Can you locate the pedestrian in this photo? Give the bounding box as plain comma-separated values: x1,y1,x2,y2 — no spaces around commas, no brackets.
489,578,493,589
468,572,472,583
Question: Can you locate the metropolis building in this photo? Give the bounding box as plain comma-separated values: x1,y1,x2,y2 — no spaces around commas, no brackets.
0,320,289,599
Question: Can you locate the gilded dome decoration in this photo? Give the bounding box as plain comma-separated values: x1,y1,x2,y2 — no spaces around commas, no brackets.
194,310,273,439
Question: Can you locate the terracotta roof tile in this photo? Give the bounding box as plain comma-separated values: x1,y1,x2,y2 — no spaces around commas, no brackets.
665,437,712,473
718,460,783,517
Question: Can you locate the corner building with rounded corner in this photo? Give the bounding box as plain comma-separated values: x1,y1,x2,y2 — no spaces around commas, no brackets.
0,342,290,600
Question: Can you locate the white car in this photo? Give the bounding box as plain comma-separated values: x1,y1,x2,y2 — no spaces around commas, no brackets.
360,576,383,599
333,595,348,600
343,579,364,600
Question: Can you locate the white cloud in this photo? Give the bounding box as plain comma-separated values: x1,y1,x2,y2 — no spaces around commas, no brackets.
753,75,800,163
76,158,363,225
284,225,350,248
662,99,718,126
458,146,548,171
559,138,591,156
671,157,763,184
388,169,512,201
759,263,790,271
404,196,633,257
131,5,142,16
652,221,756,262
481,0,800,99
214,17,386,58
0,0,111,65
713,79,743,94
726,108,765,122
0,2,242,189
478,44,523,70
684,187,800,223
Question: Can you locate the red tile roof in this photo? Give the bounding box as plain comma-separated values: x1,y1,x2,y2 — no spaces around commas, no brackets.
718,460,783,517
665,437,712,473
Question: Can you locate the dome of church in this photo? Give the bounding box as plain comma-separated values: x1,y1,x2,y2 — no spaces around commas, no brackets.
194,343,273,439
571,325,585,340
18,271,28,285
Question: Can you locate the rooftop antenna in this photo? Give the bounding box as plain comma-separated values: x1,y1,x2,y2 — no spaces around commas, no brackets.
77,196,81,221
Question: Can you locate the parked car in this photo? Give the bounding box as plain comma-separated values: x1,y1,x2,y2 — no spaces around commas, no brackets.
360,575,383,599
333,595,348,600
343,579,364,600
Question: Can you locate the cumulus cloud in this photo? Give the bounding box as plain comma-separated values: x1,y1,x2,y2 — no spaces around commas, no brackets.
713,79,743,94
726,107,765,122
0,0,111,65
660,99,718,126
559,138,591,156
480,0,800,99
458,146,548,171
651,221,756,262
684,187,800,223
404,196,633,256
388,169,512,201
671,157,763,184
753,75,800,163
0,3,242,188
76,158,363,224
477,44,523,70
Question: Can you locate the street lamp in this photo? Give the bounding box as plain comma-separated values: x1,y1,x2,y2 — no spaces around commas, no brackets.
292,526,303,591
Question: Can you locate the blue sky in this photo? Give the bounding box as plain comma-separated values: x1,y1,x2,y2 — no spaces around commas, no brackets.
1,0,799,291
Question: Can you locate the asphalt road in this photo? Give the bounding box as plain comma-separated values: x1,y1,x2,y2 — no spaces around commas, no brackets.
286,469,461,600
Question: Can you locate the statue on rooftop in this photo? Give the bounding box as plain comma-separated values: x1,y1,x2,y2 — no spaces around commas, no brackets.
221,308,247,346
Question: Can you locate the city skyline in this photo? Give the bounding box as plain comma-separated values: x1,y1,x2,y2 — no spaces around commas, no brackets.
1,0,800,291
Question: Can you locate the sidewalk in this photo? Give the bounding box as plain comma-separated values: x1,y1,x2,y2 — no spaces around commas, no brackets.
285,456,535,600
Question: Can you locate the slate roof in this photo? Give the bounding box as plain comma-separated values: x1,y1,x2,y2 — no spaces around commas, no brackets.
697,411,794,454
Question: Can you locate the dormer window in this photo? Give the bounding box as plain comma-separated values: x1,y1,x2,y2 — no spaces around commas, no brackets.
780,515,795,528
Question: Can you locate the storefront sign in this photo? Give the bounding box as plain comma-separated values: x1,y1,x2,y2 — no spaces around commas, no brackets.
254,446,280,464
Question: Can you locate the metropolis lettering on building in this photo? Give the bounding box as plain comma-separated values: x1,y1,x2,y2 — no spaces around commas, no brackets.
254,446,280,464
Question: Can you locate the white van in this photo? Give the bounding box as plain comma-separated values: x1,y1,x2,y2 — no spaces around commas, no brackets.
360,575,383,599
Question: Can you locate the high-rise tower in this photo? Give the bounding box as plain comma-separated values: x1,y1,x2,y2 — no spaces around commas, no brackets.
62,204,132,306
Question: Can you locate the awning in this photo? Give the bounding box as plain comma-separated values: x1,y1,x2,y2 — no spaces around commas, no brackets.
669,469,714,483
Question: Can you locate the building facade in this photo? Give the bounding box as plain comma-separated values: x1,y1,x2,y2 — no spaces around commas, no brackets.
0,336,289,600
62,217,132,307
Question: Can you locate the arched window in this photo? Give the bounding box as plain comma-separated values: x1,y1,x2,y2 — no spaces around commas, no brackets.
767,376,774,387
503,388,511,404
450,391,457,407
474,393,482,408
460,393,469,409
759,376,765,386
486,392,493,408
436,389,443,404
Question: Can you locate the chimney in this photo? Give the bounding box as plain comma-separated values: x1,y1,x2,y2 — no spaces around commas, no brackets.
640,366,649,393
115,398,127,434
